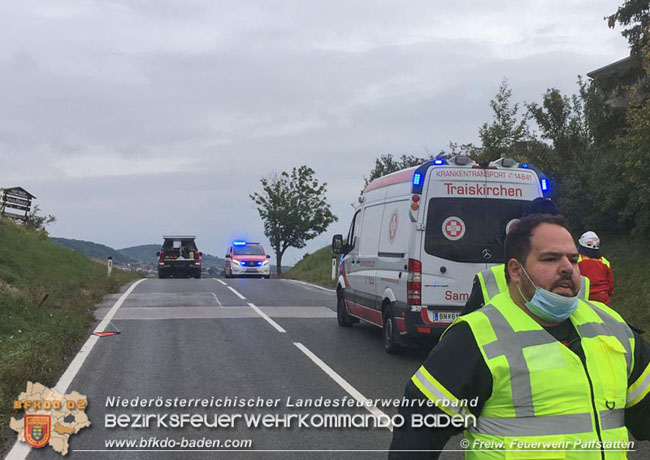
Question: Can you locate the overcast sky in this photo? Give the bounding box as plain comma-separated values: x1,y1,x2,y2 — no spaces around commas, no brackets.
0,0,630,264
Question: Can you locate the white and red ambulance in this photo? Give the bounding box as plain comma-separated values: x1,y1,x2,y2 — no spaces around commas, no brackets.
331,156,550,353
225,241,271,279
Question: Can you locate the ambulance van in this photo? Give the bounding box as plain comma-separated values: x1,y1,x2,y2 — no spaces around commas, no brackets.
331,156,550,353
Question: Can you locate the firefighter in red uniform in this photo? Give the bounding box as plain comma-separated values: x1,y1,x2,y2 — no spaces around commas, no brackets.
578,231,614,305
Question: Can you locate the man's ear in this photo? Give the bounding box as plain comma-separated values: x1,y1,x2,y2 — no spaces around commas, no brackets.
508,258,522,284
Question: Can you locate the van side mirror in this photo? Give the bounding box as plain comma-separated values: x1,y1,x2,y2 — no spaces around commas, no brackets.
332,234,344,254
266,254,271,259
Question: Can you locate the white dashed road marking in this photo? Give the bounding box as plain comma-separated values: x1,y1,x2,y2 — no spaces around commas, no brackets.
293,342,392,431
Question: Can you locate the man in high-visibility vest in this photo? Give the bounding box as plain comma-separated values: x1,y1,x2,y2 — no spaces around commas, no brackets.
461,197,590,316
389,214,650,459
578,231,614,306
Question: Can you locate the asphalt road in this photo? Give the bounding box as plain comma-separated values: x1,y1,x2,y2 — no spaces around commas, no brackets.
7,278,649,459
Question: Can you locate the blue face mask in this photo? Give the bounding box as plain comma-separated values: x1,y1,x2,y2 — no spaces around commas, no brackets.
517,264,579,323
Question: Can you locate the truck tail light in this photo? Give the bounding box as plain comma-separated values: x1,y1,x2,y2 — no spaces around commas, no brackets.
407,258,422,305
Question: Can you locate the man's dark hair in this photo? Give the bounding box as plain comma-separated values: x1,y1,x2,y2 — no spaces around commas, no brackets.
504,214,569,283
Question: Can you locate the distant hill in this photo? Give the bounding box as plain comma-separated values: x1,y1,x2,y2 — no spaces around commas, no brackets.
117,244,160,264
51,237,135,264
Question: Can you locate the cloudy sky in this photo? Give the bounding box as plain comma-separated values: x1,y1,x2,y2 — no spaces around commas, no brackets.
0,0,630,264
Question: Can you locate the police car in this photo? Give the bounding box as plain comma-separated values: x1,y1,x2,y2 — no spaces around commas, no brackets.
224,241,271,279
332,156,550,353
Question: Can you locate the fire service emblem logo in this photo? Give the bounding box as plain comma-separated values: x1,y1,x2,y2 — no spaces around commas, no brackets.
25,414,51,448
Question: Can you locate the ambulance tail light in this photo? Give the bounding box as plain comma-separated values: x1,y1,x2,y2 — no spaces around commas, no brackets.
158,251,165,264
411,194,420,211
407,258,422,305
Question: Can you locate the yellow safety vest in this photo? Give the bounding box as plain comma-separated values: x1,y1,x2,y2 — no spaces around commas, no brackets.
477,264,590,303
412,293,638,459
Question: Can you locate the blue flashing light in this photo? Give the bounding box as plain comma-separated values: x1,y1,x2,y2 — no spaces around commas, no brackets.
233,241,247,246
541,178,549,192
433,159,445,165
520,163,530,169
413,173,422,186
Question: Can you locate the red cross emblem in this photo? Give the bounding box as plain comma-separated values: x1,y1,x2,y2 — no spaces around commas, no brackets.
388,211,398,242
442,216,465,241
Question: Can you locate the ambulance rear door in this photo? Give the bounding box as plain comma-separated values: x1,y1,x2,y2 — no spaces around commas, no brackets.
418,167,542,324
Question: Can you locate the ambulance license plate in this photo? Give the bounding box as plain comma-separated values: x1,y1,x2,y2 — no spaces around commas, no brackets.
246,268,258,272
434,311,459,323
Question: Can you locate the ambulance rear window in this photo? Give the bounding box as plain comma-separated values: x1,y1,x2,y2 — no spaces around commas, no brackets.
424,198,528,263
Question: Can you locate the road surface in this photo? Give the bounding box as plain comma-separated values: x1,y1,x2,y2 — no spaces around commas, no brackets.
6,278,648,459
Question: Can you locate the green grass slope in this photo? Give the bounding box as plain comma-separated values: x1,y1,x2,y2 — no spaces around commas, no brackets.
601,235,650,341
0,219,138,449
286,238,649,340
285,246,337,288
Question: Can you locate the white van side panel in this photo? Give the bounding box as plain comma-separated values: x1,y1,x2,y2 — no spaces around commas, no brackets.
359,204,383,257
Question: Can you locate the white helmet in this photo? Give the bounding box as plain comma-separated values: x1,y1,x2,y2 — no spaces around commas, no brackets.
579,231,600,250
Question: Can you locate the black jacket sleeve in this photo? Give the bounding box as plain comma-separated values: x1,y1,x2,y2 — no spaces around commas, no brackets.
389,322,492,459
460,276,484,316
625,331,650,440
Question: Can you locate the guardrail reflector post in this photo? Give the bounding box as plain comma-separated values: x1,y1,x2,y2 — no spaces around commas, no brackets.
331,258,337,281
107,256,113,277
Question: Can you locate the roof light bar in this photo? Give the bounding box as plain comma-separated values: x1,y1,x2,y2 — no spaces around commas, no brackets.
233,241,247,246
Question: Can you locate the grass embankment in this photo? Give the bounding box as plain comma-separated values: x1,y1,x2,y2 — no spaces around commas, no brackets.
286,238,650,340
601,235,650,341
0,219,138,449
285,245,337,288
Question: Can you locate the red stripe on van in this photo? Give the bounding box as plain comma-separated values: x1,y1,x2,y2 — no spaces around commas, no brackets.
346,301,382,326
364,168,416,192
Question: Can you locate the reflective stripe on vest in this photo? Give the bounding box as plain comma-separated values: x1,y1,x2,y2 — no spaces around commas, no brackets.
411,366,467,417
578,275,590,300
628,362,650,407
471,412,594,437
478,266,503,303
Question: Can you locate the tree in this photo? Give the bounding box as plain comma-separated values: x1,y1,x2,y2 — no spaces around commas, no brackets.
23,205,56,235
475,78,530,162
364,154,428,186
608,1,650,55
250,166,337,274
363,153,441,191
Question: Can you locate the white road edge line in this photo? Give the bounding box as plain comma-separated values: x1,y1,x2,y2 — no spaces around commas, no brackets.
215,279,227,286
227,286,246,300
293,342,393,432
247,303,286,333
5,278,147,460
284,279,336,294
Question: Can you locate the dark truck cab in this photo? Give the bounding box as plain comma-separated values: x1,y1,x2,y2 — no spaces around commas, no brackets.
157,235,202,279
